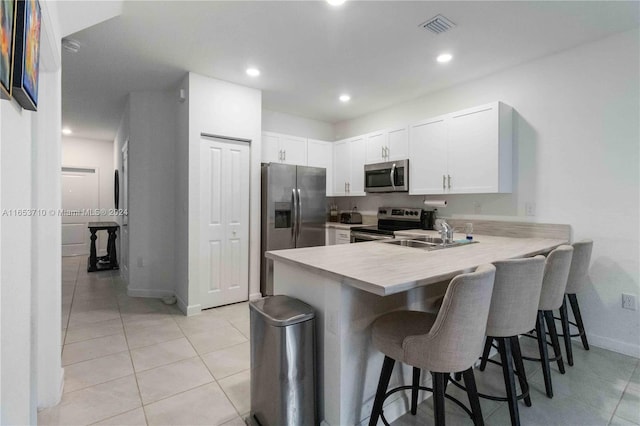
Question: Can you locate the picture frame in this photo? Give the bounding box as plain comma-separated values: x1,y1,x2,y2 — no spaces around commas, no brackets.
0,0,17,99
12,0,40,111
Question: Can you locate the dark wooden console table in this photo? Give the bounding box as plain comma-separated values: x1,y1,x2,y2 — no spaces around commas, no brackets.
87,222,120,272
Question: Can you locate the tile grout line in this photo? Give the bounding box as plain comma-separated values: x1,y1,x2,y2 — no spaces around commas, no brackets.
606,363,638,425
113,272,150,426
62,257,82,347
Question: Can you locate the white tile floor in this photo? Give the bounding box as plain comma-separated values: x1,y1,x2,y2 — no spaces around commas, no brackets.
38,257,250,425
40,256,640,426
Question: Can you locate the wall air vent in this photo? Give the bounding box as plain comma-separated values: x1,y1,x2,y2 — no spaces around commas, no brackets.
420,14,456,34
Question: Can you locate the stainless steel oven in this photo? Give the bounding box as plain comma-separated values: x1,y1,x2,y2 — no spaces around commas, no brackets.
350,231,394,243
364,159,409,193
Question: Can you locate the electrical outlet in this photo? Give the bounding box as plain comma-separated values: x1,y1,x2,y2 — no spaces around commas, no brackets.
525,202,536,216
622,293,637,310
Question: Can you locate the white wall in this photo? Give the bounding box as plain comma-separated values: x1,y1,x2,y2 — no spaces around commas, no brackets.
175,78,189,310
125,91,177,298
113,99,130,284
0,1,64,422
62,137,115,254
262,109,334,141
334,29,640,356
184,73,262,314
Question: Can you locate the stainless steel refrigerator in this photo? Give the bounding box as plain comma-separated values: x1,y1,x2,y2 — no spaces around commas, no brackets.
261,163,326,296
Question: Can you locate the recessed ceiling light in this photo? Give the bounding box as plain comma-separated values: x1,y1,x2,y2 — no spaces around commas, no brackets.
437,53,453,63
339,94,351,102
246,68,260,77
327,0,346,5
62,127,72,135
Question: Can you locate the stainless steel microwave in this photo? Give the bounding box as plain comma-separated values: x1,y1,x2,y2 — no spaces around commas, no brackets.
364,159,409,193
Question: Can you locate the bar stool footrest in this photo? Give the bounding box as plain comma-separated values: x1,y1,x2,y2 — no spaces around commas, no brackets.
449,372,530,403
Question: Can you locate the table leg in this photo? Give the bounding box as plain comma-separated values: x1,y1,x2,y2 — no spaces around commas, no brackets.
110,229,119,269
88,229,98,272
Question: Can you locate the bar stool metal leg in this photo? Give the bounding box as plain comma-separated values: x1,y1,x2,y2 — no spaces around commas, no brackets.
370,356,395,426
432,372,447,426
509,336,531,407
559,298,573,366
462,368,484,426
411,367,420,415
498,338,520,426
568,294,590,350
544,310,565,374
479,337,493,372
535,311,553,398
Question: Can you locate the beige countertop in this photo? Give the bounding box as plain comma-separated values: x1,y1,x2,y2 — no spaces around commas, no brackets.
324,222,364,230
266,231,567,296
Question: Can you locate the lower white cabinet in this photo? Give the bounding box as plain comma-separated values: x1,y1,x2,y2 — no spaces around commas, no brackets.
325,227,352,245
335,229,351,245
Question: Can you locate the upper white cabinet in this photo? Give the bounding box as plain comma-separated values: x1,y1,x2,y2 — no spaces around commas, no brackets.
307,139,334,197
409,102,512,195
364,126,409,164
409,115,449,194
332,136,366,197
262,131,307,165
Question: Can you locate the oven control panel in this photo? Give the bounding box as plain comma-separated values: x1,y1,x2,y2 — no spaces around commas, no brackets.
377,207,422,221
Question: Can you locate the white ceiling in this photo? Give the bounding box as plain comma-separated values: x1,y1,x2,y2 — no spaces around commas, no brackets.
61,1,640,141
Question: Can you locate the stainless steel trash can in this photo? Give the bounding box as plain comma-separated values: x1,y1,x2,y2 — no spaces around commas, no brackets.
249,295,316,426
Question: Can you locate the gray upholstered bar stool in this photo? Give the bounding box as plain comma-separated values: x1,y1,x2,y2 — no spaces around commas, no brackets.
475,256,546,426
368,265,496,426
558,240,593,366
521,245,573,399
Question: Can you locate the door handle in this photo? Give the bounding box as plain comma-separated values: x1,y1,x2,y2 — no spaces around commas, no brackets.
443,175,446,190
448,174,451,189
284,150,286,161
279,150,282,161
291,188,297,242
297,188,302,240
390,163,396,191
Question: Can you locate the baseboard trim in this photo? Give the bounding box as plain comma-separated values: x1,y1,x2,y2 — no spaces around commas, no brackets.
249,292,262,301
174,293,201,316
587,333,640,359
126,288,174,299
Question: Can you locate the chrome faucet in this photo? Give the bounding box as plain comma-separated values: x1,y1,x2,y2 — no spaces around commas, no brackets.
440,220,454,244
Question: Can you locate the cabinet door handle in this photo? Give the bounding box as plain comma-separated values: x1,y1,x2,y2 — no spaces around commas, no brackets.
443,175,446,190
448,174,451,189
279,150,283,161
344,182,347,193
385,146,389,158
283,150,286,161
347,182,350,193
381,146,384,159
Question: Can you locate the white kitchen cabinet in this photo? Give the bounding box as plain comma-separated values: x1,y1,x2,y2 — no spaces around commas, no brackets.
332,137,366,197
262,131,307,165
447,102,512,193
409,115,449,194
409,102,512,195
364,126,409,164
365,130,387,164
349,136,367,196
307,138,333,196
335,229,351,245
333,139,350,196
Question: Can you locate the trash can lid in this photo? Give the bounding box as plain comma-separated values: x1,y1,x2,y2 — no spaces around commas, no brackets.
249,295,315,327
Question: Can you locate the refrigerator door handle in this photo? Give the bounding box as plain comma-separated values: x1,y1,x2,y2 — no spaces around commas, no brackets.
291,188,297,243
297,188,302,240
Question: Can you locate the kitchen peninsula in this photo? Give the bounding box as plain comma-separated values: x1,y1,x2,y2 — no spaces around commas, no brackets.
265,231,568,426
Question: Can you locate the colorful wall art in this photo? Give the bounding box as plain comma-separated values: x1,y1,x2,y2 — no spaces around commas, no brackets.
0,0,16,99
12,0,40,111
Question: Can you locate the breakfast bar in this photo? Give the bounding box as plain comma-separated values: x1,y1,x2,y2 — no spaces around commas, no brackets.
265,232,567,426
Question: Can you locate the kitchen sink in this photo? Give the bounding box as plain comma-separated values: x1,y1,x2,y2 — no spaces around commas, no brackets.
381,237,477,251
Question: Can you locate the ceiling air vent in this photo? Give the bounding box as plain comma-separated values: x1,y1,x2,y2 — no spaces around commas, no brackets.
420,14,456,35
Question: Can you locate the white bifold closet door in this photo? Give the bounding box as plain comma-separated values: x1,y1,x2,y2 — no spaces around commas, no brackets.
199,135,250,309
